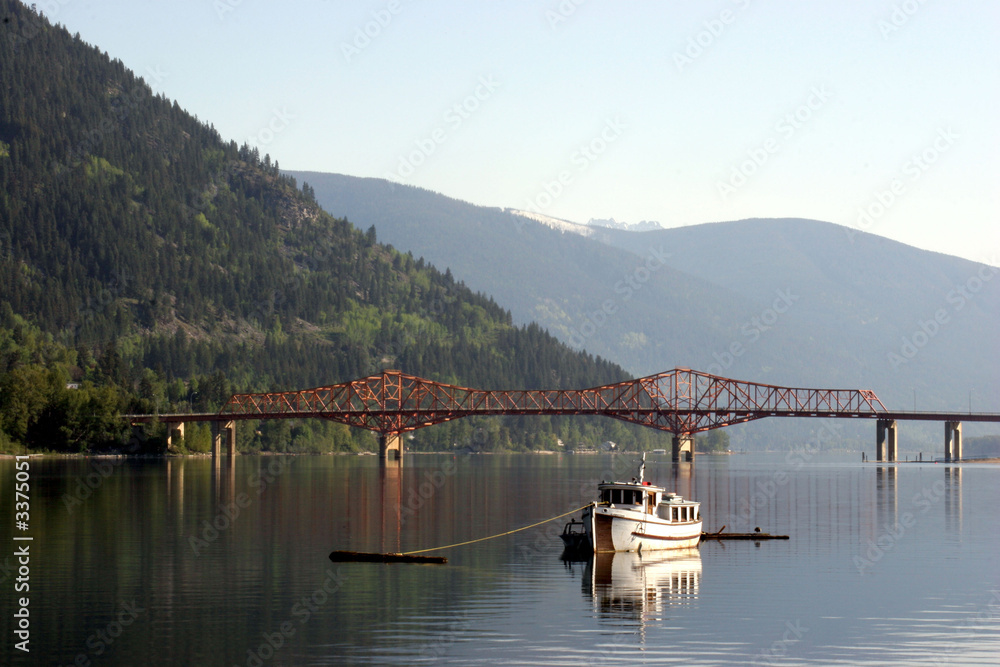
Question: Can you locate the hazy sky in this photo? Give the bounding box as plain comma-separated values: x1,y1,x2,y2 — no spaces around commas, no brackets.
43,0,998,265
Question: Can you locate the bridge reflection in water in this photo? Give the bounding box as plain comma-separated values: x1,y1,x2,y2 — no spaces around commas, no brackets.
945,466,962,535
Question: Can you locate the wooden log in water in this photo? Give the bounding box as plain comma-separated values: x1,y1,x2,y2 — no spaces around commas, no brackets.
329,550,447,564
703,533,788,540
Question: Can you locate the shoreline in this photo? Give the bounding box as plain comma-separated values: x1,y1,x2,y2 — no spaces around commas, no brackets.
4,451,999,463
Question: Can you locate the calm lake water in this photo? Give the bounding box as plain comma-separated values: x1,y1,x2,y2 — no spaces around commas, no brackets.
2,450,999,665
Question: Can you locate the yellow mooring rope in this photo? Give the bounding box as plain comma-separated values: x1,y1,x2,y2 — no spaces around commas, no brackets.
402,503,593,555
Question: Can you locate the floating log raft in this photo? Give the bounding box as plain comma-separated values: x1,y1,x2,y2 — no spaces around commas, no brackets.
329,550,447,564
701,530,789,540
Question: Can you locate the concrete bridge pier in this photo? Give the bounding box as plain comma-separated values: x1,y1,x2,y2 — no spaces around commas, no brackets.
876,419,897,462
166,422,185,450
212,420,237,458
380,431,403,463
944,421,962,462
672,434,695,462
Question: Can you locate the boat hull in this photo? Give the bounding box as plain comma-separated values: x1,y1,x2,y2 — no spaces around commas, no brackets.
591,505,701,552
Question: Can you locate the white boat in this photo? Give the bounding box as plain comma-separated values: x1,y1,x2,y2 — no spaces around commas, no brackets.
561,454,702,553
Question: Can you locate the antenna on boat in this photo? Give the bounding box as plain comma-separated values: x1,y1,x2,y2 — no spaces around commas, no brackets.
638,452,646,484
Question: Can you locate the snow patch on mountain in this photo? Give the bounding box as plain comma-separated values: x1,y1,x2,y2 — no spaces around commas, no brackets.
506,209,595,236
587,218,664,231
507,210,663,236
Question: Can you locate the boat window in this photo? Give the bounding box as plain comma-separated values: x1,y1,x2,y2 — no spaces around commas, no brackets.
612,489,622,504
672,507,678,522
601,489,610,503
683,506,689,522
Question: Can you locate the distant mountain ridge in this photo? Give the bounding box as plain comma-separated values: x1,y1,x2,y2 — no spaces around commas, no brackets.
288,172,759,376
597,217,1000,409
289,172,1000,446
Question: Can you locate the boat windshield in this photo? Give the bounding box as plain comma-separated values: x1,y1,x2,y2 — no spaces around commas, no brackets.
601,488,644,506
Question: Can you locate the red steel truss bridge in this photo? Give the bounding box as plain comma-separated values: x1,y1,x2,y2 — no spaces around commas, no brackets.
220,368,888,433
128,368,1000,462
216,368,890,460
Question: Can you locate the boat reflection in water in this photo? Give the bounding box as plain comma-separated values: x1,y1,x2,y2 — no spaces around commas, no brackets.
566,548,702,623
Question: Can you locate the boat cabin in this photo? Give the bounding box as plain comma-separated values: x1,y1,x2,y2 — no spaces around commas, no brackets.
596,482,700,523
658,492,700,523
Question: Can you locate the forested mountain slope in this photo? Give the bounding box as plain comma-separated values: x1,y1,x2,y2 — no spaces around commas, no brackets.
0,1,653,453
